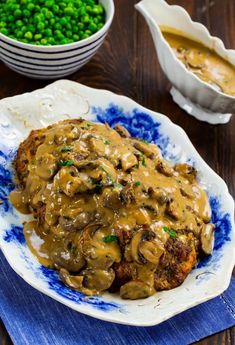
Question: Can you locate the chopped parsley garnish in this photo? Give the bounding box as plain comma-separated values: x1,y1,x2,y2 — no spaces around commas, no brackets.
103,235,118,243
134,181,141,187
100,166,115,184
103,140,110,145
61,145,72,152
163,226,177,238
139,151,147,167
58,159,74,167
142,157,146,167
141,139,149,144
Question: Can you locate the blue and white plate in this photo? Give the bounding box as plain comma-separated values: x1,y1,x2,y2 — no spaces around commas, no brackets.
0,80,234,326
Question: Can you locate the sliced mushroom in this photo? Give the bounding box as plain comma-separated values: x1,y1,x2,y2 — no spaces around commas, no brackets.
69,141,89,160
200,223,215,255
133,141,154,159
89,137,106,156
141,199,159,216
155,160,173,177
120,280,155,299
67,125,81,140
82,268,115,292
120,184,135,204
74,159,99,170
139,239,164,265
166,199,184,221
130,230,156,264
81,227,121,269
59,212,92,232
103,189,123,210
148,187,169,204
134,208,151,226
185,50,205,69
121,152,138,171
174,163,197,183
51,246,85,272
54,167,93,196
115,124,131,138
59,268,97,295
180,185,195,199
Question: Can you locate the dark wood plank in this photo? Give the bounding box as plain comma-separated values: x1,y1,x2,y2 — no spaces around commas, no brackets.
0,1,234,344
0,320,12,345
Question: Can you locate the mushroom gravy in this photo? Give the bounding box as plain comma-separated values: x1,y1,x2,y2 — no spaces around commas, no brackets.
161,29,235,96
10,119,215,299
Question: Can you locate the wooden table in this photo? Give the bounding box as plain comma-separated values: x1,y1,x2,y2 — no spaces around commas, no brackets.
0,0,234,344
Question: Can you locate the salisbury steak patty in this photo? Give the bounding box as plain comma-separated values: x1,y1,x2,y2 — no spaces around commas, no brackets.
10,119,214,299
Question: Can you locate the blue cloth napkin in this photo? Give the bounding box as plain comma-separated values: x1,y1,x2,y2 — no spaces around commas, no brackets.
0,251,234,345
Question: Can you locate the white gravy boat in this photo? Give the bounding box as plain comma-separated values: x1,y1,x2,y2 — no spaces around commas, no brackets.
135,0,235,124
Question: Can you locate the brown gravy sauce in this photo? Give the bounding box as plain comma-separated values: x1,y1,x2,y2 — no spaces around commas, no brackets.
161,28,235,96
9,120,214,299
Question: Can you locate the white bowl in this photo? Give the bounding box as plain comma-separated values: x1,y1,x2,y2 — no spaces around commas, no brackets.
0,0,114,80
0,80,234,326
135,0,235,124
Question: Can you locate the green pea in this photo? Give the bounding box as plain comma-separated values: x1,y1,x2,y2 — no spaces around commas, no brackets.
64,7,73,16
45,1,54,8
37,22,45,31
41,38,48,45
47,36,55,44
73,34,79,41
16,20,23,27
0,21,7,28
8,15,15,22
88,22,96,32
60,17,68,26
24,31,33,40
66,30,72,38
81,33,89,39
78,22,84,30
27,4,35,11
34,33,42,41
21,26,27,33
14,9,22,18
97,23,104,30
54,22,62,30
50,18,55,25
60,38,70,45
23,9,30,18
0,27,8,35
52,5,60,13
44,28,52,37
81,14,89,23
16,30,23,38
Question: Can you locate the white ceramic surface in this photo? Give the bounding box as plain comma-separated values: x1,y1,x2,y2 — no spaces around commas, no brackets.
0,0,114,79
0,80,234,326
135,0,235,124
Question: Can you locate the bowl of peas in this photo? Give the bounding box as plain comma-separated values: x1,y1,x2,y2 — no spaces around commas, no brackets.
0,0,114,79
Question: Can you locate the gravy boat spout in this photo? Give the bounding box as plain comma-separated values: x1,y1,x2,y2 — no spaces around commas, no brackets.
135,0,235,125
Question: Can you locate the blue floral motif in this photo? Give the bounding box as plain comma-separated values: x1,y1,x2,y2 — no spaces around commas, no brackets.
3,225,25,245
92,104,170,156
0,149,15,215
